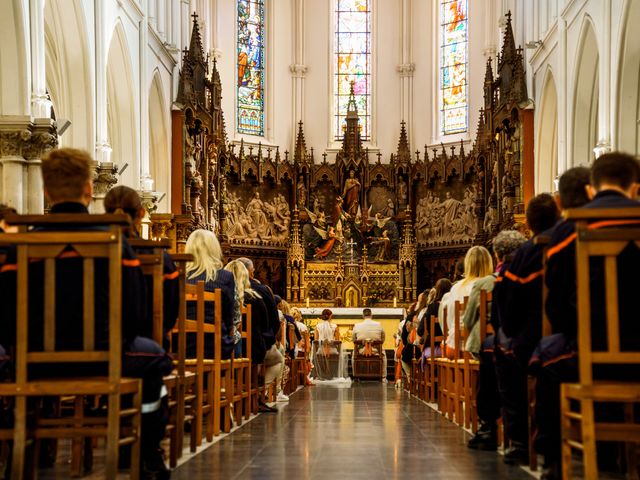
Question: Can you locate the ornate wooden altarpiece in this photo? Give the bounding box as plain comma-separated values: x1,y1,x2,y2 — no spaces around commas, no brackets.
155,13,534,306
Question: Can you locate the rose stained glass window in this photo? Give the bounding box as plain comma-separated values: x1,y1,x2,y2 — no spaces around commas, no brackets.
335,0,371,140
237,0,264,136
441,0,468,135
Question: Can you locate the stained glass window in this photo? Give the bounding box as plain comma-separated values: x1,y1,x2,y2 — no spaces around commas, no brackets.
440,0,468,135
237,0,264,136
334,0,371,140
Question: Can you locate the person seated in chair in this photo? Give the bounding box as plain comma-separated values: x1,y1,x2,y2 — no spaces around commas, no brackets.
535,154,640,479
352,308,387,382
0,148,173,479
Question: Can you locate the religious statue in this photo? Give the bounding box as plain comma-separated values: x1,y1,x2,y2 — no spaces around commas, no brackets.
380,198,395,217
343,169,361,216
398,177,408,208
372,230,391,262
314,226,338,259
296,175,307,209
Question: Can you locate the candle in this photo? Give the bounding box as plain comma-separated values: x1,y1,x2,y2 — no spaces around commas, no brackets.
306,297,310,308
393,296,397,308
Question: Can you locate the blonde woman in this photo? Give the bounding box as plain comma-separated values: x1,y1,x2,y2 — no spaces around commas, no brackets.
440,246,493,358
185,229,237,359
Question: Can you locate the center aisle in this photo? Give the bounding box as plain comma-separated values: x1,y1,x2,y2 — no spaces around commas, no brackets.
173,383,533,480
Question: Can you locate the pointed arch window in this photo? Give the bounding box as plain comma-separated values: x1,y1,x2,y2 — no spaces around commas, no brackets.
334,0,371,141
440,0,468,135
237,0,265,136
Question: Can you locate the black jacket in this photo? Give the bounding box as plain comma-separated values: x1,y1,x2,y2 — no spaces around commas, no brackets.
0,202,147,351
186,269,236,359
250,279,279,349
416,302,443,342
244,292,268,363
545,190,640,349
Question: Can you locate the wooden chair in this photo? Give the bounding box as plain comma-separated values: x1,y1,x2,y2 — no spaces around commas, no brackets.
452,299,469,427
560,209,640,479
130,239,189,468
435,306,449,414
0,224,142,480
168,254,197,461
295,330,311,387
424,315,444,403
232,304,252,425
171,283,232,445
352,340,384,380
312,341,343,380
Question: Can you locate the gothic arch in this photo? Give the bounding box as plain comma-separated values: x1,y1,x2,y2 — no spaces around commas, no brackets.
536,70,558,193
107,22,137,188
0,0,29,115
617,0,640,155
571,17,599,167
44,0,93,149
149,71,170,210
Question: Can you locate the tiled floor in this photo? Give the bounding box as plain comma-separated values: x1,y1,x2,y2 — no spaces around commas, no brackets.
172,382,534,480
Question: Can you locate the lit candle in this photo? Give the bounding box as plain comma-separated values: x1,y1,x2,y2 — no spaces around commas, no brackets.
306,297,310,308
393,296,397,308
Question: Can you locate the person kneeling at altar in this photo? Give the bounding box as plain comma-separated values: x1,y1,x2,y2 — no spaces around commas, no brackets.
352,308,387,382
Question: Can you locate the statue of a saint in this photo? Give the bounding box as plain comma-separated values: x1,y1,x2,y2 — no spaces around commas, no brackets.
296,175,307,209
342,170,361,216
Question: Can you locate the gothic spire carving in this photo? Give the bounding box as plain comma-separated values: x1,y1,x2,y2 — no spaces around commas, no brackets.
500,11,517,67
176,13,209,107
294,121,308,163
341,81,363,159
396,121,410,161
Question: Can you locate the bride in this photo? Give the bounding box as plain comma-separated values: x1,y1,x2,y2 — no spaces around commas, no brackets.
311,309,350,383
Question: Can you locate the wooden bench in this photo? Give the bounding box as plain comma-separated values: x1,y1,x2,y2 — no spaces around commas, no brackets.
424,315,444,403
0,220,142,480
560,208,640,479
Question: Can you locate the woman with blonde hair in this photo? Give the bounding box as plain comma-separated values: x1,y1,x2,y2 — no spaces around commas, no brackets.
440,245,493,358
185,229,237,359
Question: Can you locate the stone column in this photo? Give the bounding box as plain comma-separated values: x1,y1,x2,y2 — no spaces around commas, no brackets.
0,119,56,213
289,0,307,152
95,0,111,164
397,0,415,147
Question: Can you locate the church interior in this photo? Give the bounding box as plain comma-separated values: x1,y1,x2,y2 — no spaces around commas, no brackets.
1,0,640,479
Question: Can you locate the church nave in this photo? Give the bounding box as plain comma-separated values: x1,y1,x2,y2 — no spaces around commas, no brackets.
172,383,532,480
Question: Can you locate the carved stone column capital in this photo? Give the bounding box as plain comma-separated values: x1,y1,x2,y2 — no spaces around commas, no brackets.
92,161,119,196
396,63,415,77
289,64,308,78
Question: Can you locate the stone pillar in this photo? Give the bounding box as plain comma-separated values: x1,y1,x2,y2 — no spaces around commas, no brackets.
95,0,111,164
30,0,52,119
289,0,307,152
397,0,414,147
140,1,152,192
0,118,57,213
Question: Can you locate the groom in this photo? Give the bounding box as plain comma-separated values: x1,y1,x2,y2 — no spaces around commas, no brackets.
352,308,387,382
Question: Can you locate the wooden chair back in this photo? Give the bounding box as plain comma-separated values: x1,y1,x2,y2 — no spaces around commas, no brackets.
0,223,137,479
183,282,222,363
568,208,640,384
169,254,193,380
129,238,173,343
240,304,252,361
0,228,124,382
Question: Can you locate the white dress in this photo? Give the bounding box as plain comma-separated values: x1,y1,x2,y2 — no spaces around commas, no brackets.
312,321,350,383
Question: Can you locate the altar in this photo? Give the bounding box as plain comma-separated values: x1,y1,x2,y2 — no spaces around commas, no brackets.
299,307,405,351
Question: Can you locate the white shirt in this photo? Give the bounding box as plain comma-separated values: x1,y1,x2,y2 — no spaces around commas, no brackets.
441,279,477,348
